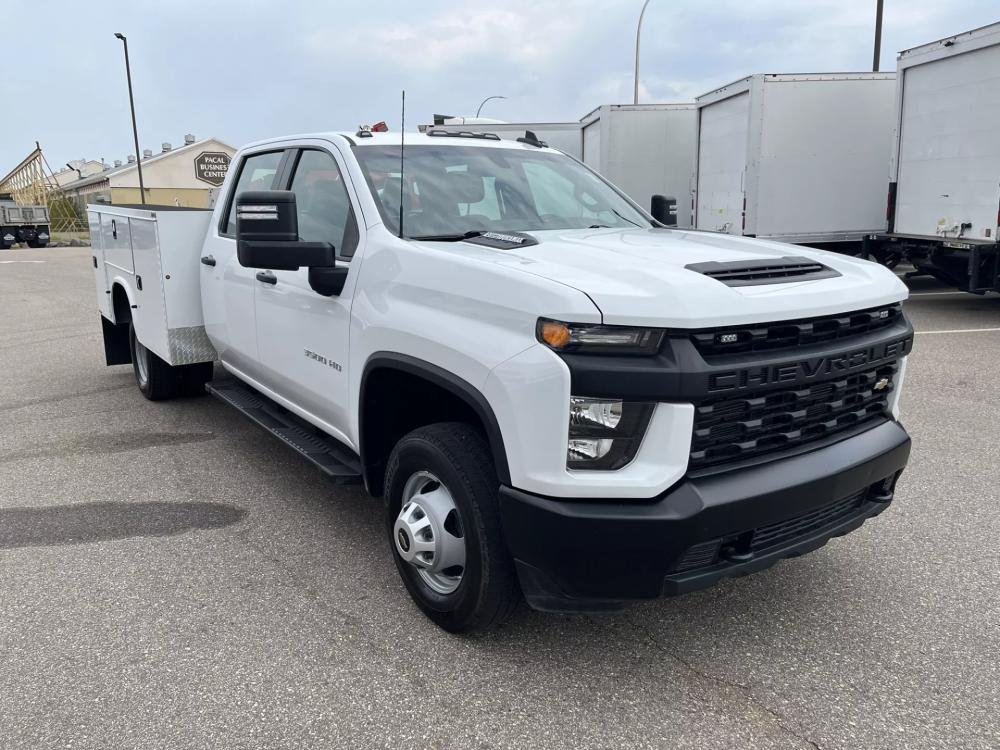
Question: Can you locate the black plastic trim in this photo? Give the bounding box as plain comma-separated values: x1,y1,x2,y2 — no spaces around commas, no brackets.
685,256,840,286
359,353,512,489
500,420,911,611
558,315,913,402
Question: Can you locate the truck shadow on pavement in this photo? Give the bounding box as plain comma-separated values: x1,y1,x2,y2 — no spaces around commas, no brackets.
0,501,248,549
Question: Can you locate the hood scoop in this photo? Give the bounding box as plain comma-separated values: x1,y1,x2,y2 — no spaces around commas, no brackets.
685,256,841,287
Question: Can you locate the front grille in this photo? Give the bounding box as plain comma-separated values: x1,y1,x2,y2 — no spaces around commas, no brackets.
750,491,864,553
690,363,897,470
670,490,869,573
691,304,902,357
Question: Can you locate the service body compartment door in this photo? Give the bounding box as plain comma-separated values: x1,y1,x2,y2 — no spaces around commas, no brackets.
88,211,111,318
101,214,134,274
129,217,171,362
696,91,749,235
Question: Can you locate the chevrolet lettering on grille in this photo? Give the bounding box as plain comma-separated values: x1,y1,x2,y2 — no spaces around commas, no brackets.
707,337,910,393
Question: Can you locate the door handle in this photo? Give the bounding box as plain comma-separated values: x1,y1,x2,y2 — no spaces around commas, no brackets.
200,255,216,267
255,270,277,285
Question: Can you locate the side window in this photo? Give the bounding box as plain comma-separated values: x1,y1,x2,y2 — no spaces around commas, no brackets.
221,150,284,235
289,149,358,259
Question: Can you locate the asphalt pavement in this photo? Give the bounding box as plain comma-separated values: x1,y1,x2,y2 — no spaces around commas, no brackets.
1,246,997,749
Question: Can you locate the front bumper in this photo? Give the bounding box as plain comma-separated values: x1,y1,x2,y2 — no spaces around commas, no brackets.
500,420,910,612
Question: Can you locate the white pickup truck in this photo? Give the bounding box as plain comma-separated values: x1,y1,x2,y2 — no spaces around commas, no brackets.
89,128,913,632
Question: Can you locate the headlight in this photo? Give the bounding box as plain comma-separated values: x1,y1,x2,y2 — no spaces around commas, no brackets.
537,319,664,355
567,397,654,470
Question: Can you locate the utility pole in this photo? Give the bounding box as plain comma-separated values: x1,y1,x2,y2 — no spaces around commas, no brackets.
114,32,146,204
634,0,652,104
872,0,884,72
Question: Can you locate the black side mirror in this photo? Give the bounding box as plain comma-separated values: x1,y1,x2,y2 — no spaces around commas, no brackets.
236,190,334,271
650,195,678,227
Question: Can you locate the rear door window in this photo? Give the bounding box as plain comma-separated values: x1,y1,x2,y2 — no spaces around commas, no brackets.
220,150,284,236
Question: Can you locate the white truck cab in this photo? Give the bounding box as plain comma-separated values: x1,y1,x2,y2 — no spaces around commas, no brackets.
90,128,913,632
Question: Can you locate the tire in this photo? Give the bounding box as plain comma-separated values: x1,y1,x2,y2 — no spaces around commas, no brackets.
27,240,45,249
129,323,180,400
384,422,520,633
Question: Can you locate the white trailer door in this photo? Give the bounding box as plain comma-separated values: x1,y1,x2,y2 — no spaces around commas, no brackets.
895,43,1000,239
696,92,749,234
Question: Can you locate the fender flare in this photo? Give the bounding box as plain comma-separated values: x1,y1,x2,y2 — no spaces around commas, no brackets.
359,352,512,488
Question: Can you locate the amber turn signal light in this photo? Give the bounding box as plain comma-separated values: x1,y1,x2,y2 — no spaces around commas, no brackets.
540,320,572,349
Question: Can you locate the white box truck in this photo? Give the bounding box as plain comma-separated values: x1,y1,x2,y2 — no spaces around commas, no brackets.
89,128,913,632
580,104,697,228
873,23,1000,292
694,74,897,249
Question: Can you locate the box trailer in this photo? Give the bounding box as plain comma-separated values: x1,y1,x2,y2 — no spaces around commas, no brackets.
875,23,1000,292
580,104,697,228
694,73,896,248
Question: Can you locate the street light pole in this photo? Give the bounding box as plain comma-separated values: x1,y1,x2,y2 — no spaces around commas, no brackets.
114,32,146,204
633,0,652,104
872,0,884,72
475,95,507,118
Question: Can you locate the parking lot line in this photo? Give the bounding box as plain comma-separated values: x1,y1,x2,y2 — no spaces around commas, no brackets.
913,327,1000,335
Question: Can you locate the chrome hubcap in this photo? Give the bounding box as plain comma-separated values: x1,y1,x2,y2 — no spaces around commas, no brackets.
394,471,466,595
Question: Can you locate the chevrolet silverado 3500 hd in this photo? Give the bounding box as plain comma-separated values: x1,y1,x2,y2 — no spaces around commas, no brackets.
89,129,913,632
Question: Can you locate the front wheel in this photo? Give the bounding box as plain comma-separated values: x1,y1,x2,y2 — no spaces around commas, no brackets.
385,423,520,633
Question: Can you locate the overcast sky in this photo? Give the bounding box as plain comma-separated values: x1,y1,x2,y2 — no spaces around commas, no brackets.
1,0,996,173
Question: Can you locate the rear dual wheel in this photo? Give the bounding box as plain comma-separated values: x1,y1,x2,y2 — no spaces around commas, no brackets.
385,423,520,633
129,323,212,400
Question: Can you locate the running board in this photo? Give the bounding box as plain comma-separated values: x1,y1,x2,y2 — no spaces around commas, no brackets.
206,379,362,484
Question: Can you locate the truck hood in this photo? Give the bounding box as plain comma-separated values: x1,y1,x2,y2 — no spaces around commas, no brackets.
432,227,909,327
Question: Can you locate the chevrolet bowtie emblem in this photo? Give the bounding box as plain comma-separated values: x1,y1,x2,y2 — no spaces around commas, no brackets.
874,377,890,391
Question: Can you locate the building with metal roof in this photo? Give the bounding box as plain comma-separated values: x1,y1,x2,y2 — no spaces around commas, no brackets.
59,134,235,210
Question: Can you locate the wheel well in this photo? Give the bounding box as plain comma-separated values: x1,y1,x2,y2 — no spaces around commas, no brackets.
111,284,132,324
360,363,509,496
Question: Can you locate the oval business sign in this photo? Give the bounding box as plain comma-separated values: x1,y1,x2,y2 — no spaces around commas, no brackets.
194,151,231,187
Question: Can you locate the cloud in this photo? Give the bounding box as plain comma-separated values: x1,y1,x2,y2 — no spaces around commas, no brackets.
308,0,598,71
1,0,997,171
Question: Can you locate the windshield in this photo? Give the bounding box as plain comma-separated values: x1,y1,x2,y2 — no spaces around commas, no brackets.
354,144,651,239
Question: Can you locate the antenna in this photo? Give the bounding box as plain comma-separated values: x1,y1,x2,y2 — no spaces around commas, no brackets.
398,90,405,239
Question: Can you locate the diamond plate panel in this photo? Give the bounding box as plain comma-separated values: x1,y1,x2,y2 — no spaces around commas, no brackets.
167,325,217,365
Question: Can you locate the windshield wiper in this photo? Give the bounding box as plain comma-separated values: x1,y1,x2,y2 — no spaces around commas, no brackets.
610,208,641,228
409,230,488,242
